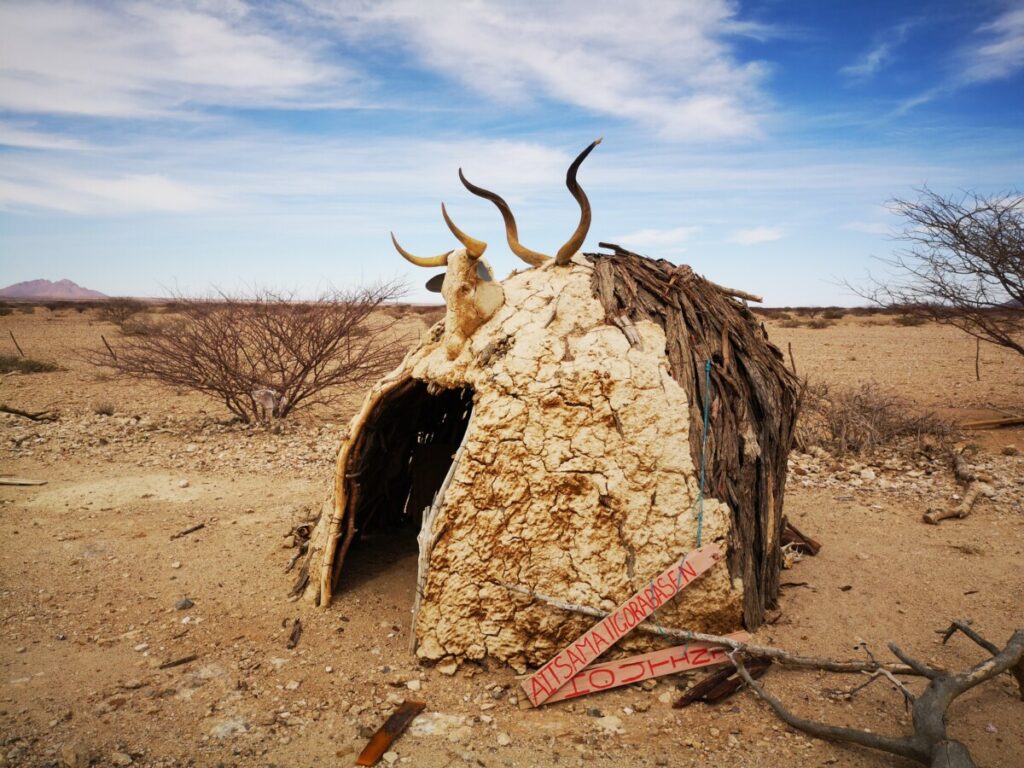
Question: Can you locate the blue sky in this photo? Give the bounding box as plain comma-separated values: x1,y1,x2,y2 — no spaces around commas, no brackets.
1,0,1022,305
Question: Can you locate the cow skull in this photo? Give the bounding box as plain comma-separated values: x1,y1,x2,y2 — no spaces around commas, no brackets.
391,139,601,358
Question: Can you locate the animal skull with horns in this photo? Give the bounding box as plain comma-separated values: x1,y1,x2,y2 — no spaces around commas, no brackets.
392,139,601,358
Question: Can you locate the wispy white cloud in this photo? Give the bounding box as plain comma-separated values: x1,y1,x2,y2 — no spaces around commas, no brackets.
0,122,92,151
729,226,783,245
0,1,351,118
613,226,700,249
304,0,774,141
840,21,915,81
959,5,1024,83
895,7,1024,114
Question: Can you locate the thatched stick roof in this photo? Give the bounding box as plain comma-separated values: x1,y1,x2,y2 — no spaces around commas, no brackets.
587,244,800,629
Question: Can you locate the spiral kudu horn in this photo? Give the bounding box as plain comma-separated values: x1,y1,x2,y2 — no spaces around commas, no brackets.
555,138,601,265
458,138,601,268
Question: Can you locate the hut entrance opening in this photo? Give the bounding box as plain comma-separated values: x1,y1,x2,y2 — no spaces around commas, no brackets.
334,380,474,591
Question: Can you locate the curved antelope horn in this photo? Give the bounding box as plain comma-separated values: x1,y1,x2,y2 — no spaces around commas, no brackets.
554,138,601,266
441,203,487,259
459,168,550,268
390,232,450,268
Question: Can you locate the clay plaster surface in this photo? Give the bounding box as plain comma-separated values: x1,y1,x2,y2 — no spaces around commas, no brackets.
359,253,745,666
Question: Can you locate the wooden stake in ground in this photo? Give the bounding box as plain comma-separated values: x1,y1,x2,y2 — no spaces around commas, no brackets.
9,330,25,357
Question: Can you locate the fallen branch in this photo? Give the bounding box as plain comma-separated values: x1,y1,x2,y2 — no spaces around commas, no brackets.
923,481,992,525
356,700,425,766
0,476,48,486
960,415,1024,429
731,625,1024,768
169,523,205,540
674,659,771,707
500,583,918,675
0,404,59,422
158,654,198,670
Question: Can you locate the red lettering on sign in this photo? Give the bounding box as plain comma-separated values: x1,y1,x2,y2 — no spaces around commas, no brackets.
521,543,724,706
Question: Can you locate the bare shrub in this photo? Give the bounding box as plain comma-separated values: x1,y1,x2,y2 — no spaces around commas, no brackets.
893,314,927,327
93,402,115,416
88,283,408,423
849,187,1023,356
797,382,956,455
805,318,833,329
98,298,146,328
780,318,803,328
821,308,845,320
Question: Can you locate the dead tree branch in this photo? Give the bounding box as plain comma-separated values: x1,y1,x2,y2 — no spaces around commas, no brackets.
500,583,918,675
0,404,59,422
732,626,1024,768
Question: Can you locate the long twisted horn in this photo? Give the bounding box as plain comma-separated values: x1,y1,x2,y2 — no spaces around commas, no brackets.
441,203,487,259
458,168,550,267
390,232,450,268
555,138,601,265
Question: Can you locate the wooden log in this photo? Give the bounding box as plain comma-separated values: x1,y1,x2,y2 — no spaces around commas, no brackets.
169,523,205,540
923,481,992,525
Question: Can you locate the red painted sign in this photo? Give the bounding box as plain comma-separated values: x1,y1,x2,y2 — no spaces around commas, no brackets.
522,543,724,706
541,631,748,704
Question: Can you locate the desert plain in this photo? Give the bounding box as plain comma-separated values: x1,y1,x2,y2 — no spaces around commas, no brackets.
1,304,1022,767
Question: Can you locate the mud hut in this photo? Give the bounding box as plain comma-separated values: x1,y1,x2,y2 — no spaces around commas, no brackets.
299,140,799,669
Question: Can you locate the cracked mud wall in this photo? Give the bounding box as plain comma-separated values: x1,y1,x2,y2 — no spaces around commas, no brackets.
398,256,743,667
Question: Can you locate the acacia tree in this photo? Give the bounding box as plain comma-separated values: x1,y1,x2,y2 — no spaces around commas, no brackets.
853,188,1023,356
91,282,409,423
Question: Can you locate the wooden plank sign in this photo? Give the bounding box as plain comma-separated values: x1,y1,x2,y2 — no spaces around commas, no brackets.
541,631,748,704
522,543,724,706
356,700,426,766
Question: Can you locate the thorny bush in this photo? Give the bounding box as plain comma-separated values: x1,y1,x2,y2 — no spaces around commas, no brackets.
796,382,957,456
89,283,408,423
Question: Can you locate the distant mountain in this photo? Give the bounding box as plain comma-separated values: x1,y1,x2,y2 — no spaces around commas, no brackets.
0,279,107,300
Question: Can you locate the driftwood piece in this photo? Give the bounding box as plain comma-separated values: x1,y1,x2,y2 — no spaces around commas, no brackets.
9,330,25,357
587,245,800,630
674,658,771,707
0,404,59,422
923,482,992,524
356,700,426,766
731,625,1024,768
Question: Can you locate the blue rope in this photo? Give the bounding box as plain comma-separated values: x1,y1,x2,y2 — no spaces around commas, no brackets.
696,359,712,548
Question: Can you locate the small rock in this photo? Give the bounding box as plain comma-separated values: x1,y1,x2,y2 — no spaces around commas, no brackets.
177,479,190,488
586,707,603,717
657,691,673,704
15,646,26,654
133,643,149,652
61,744,89,768
325,666,333,673
111,751,133,766
437,660,458,676
382,752,399,765
728,734,740,748
595,715,624,734
170,561,182,570
210,717,249,739
496,732,511,747
285,680,301,691
175,598,194,611
1001,445,1019,456
406,679,422,692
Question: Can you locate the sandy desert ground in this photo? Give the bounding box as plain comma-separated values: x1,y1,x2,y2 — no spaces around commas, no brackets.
1,305,1022,768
